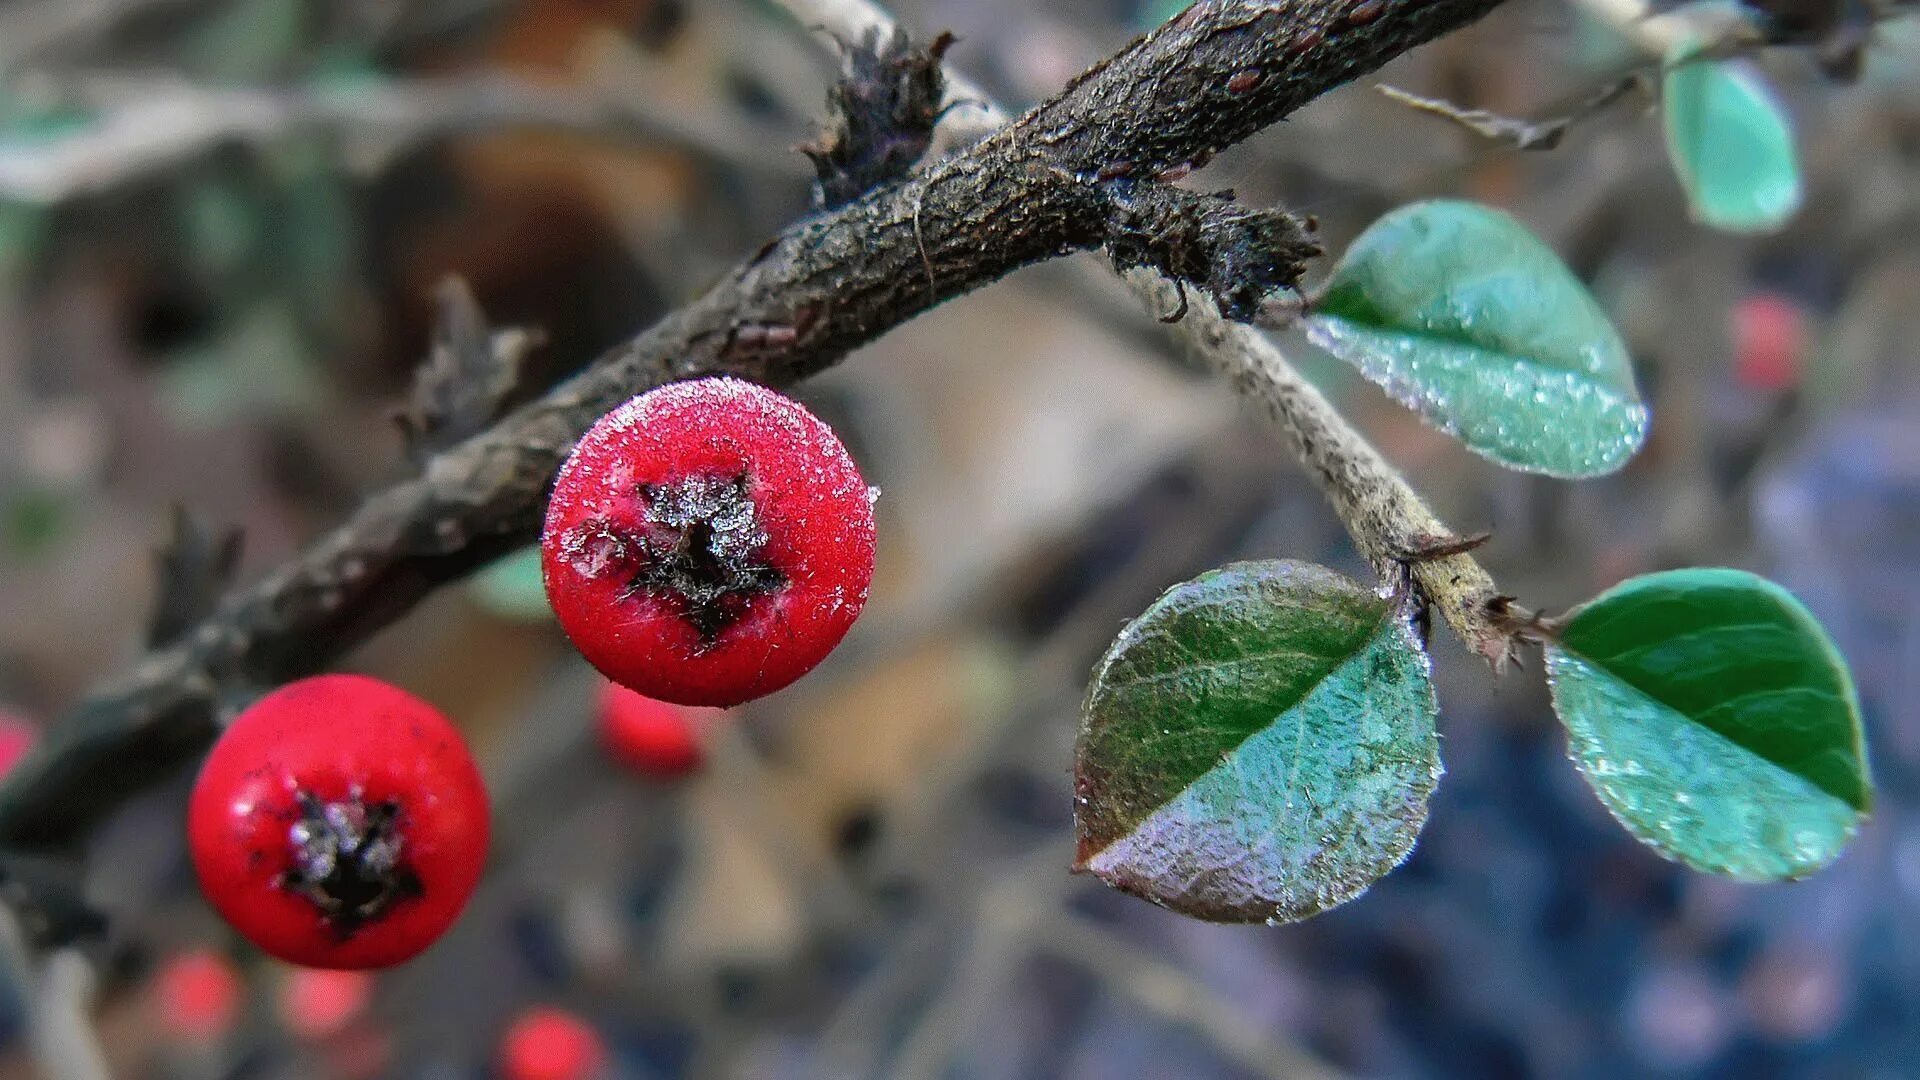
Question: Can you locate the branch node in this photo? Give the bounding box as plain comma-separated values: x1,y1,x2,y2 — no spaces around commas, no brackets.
395,278,544,459
148,506,243,650
802,27,958,209
1103,185,1319,323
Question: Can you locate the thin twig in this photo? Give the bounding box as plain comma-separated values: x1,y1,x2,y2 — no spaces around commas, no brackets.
1034,912,1344,1080
0,70,789,203
1376,76,1641,151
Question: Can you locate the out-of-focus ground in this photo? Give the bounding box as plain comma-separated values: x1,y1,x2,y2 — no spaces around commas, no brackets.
0,0,1917,1076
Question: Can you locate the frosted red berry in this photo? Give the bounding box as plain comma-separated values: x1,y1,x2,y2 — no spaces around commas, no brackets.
187,674,491,969
541,377,876,706
597,681,713,777
500,1006,606,1080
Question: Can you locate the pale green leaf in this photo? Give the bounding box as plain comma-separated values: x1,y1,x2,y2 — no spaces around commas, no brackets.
1306,200,1648,477
1547,568,1870,880
1662,54,1802,233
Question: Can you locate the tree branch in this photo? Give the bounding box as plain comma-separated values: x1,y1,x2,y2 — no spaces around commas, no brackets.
780,0,1524,664
0,0,1506,848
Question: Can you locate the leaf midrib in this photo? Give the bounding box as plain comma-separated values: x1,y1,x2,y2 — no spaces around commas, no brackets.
1311,310,1637,405
1099,610,1395,855
1555,638,1862,810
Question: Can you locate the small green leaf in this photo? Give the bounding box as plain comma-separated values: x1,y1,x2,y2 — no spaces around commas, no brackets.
1662,54,1802,233
1305,200,1648,478
1136,0,1192,30
1076,560,1440,923
469,547,552,622
1546,568,1870,880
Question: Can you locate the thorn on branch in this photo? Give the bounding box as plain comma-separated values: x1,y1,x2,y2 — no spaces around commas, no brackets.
395,279,543,459
148,506,243,650
1102,185,1320,323
1376,76,1641,152
801,27,958,209
1390,529,1493,562
1478,594,1571,674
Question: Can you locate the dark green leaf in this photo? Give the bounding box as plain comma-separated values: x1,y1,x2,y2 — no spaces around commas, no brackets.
1306,199,1647,477
1076,560,1440,923
1662,53,1801,234
1547,568,1870,880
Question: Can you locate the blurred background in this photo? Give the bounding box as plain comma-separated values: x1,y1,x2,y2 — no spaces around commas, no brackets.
0,0,1917,1076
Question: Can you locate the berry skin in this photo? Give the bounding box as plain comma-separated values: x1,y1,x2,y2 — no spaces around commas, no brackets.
187,675,490,970
500,1006,606,1080
541,377,876,707
597,681,714,777
154,948,242,1043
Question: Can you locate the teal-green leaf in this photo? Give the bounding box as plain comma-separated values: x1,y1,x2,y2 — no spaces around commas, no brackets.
1546,568,1870,880
1075,560,1440,923
1305,200,1648,478
1662,54,1802,233
469,547,553,623
1136,0,1192,30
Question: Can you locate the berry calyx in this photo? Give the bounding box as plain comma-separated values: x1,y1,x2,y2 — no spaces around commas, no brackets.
597,681,714,778
542,377,877,706
500,1006,606,1080
280,790,420,935
187,674,490,969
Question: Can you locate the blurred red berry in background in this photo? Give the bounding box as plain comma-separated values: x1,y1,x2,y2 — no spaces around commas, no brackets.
1731,292,1808,393
500,1006,607,1080
278,967,374,1040
598,681,716,778
0,709,37,778
154,948,242,1043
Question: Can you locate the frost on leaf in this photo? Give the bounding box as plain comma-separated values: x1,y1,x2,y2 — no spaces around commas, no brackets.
1546,567,1870,880
1075,560,1441,924
1306,199,1646,477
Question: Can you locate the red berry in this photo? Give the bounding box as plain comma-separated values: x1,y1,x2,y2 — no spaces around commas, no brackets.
597,681,714,777
187,675,491,969
1731,292,1807,393
0,710,37,778
541,377,876,706
500,1006,606,1080
278,967,374,1039
154,948,242,1043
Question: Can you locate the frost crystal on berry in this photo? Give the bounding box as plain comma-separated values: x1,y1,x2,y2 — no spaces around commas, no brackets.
281,790,422,937
626,473,786,640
